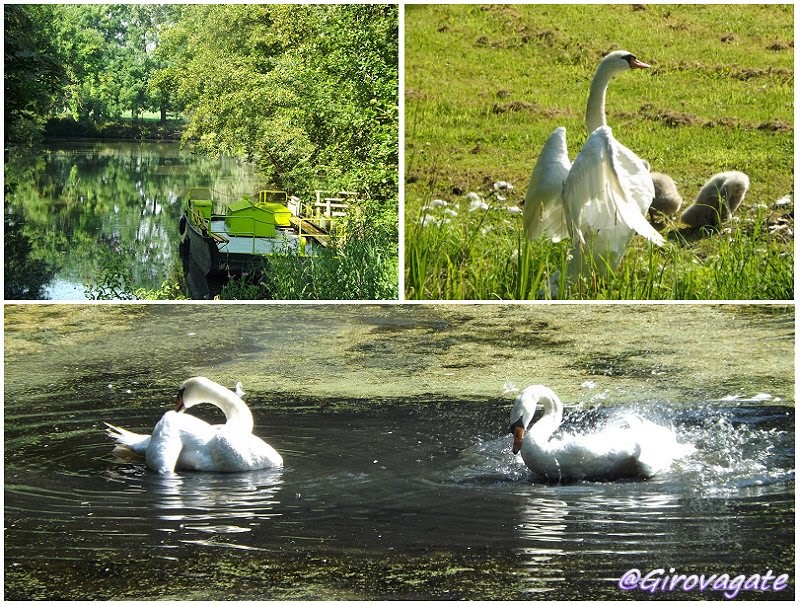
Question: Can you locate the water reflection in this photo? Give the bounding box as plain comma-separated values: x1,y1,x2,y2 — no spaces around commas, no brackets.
4,140,260,299
514,496,569,593
97,466,286,555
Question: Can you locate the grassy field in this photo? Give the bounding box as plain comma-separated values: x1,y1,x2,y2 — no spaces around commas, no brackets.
404,4,793,300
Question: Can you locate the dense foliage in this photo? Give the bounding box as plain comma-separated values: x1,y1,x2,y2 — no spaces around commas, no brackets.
5,3,399,300
4,5,69,145
5,4,178,135
5,4,398,204
156,4,398,209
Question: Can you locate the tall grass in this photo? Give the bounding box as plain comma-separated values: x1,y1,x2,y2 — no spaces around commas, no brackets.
405,4,793,300
228,227,399,300
406,196,792,300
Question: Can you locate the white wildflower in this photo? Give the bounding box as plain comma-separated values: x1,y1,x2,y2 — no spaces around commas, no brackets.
468,192,489,212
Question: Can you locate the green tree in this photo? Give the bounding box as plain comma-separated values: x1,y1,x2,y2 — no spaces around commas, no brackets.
49,4,178,124
4,4,68,145
156,4,398,208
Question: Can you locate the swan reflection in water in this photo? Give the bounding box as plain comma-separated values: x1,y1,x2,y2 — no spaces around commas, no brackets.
513,491,682,594
141,468,285,550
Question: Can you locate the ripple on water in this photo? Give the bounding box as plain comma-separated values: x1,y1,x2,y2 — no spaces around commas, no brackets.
4,394,795,600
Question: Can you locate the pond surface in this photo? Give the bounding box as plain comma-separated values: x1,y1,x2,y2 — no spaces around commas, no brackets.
4,140,260,300
4,304,795,599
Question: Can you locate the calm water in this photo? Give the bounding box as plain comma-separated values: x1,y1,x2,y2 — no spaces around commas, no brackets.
4,304,795,599
4,140,260,299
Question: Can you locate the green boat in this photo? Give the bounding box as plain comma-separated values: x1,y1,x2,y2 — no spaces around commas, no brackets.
179,187,343,298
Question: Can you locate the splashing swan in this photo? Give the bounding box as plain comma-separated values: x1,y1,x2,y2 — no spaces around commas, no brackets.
524,51,664,280
509,385,692,482
105,377,283,473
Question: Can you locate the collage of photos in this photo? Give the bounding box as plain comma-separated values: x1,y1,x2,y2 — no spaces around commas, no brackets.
4,3,794,601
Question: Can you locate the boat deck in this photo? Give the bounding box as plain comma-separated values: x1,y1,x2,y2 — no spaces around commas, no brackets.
210,219,312,255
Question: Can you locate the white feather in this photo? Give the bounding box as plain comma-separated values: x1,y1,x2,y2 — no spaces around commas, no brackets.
524,51,663,282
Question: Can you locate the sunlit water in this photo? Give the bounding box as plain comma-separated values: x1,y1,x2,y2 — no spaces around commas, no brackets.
4,304,795,599
4,140,260,299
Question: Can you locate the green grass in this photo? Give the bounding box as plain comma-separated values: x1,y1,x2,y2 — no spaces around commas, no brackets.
405,4,793,300
215,227,399,300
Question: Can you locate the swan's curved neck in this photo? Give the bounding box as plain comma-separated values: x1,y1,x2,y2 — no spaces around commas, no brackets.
217,398,254,432
205,384,254,432
512,386,564,445
528,394,563,444
585,61,618,134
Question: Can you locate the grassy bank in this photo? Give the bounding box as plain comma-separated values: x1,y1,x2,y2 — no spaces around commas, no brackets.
405,4,793,300
45,115,184,141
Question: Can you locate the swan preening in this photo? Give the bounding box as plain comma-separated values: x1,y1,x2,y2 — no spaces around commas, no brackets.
105,376,283,474
509,385,693,483
524,51,665,281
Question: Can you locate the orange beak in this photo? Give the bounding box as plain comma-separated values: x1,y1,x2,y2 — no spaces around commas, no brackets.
629,57,651,70
512,425,525,454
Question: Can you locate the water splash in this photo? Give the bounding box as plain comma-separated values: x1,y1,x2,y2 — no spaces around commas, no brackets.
450,401,793,496
673,403,794,496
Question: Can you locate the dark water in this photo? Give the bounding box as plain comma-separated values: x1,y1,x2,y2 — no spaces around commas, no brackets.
3,304,795,599
4,140,259,299
4,393,794,600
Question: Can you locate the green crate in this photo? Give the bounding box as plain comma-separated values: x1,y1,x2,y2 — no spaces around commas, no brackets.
225,199,277,237
257,202,292,227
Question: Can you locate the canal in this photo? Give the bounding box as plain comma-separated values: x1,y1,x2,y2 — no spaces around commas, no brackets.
4,304,794,600
4,140,260,299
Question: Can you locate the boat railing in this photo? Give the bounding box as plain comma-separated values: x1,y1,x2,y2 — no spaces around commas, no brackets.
315,190,355,218
283,190,358,233
257,190,289,205
188,206,227,243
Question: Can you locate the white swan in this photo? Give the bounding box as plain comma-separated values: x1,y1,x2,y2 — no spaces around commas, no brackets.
509,385,691,482
523,51,665,281
105,376,283,474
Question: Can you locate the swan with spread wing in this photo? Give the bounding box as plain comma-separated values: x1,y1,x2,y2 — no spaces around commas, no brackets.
509,385,693,483
523,51,665,281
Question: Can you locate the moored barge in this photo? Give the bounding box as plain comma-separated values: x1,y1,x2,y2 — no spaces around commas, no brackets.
179,187,349,298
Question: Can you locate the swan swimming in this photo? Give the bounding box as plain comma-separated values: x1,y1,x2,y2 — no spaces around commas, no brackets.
524,51,664,282
105,376,283,474
509,385,693,483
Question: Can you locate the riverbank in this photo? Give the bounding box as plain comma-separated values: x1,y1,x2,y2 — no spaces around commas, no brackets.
45,116,184,141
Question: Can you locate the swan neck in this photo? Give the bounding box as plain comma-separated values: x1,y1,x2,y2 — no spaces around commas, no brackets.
211,388,254,432
585,62,615,134
530,396,563,444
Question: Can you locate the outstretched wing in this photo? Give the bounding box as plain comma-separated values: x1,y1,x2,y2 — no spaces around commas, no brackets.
523,127,572,242
563,126,663,261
